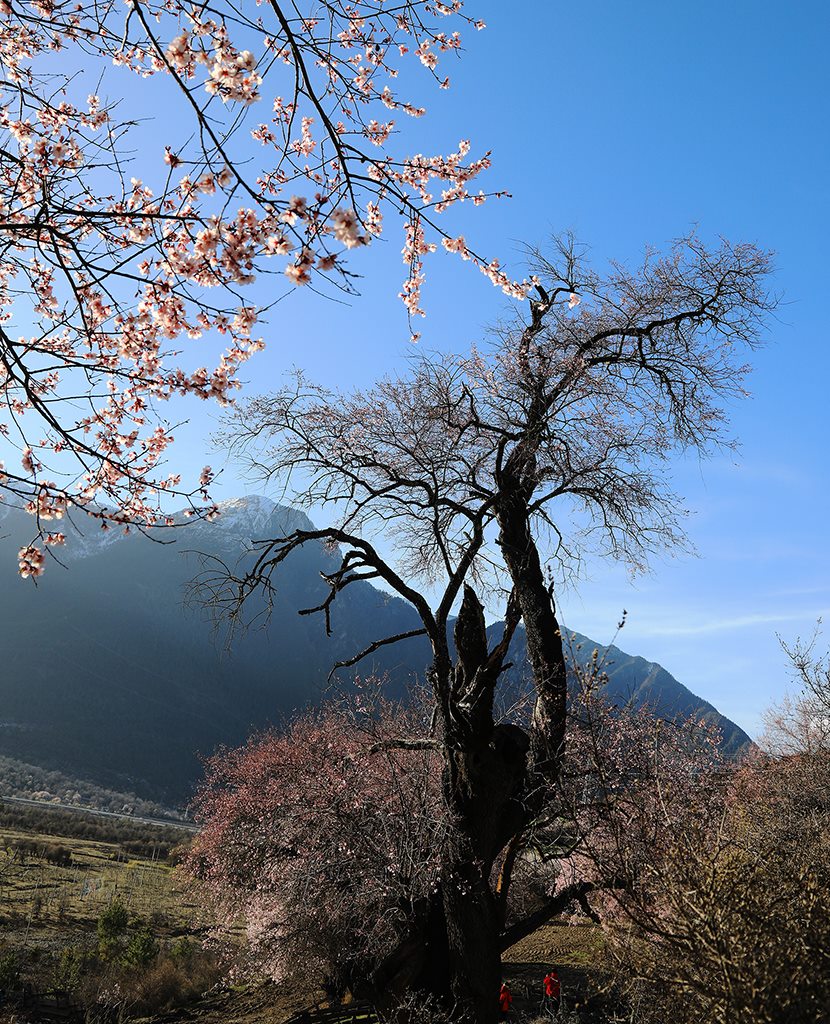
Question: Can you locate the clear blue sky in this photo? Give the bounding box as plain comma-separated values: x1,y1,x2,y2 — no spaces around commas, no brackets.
97,3,830,735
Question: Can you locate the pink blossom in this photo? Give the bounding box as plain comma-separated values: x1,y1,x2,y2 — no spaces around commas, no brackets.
0,0,520,575
18,545,45,579
331,208,365,249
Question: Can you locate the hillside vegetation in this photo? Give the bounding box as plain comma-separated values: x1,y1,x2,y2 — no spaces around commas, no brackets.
0,804,217,1022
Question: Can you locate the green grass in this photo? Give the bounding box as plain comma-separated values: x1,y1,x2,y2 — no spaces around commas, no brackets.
0,825,204,943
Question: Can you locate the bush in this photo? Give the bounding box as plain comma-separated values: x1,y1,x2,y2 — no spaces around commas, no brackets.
96,946,221,1019
55,945,98,991
97,899,129,951
44,844,73,867
52,937,221,1020
607,750,830,1024
169,936,194,962
123,928,159,968
124,955,219,1016
0,949,20,990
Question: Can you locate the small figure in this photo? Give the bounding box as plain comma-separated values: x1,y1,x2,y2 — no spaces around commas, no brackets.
499,981,513,1018
543,968,561,1015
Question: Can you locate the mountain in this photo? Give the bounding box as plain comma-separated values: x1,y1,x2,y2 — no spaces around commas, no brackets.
498,628,751,759
0,496,751,804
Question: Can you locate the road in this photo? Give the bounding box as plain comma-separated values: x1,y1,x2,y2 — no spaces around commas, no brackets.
0,794,199,832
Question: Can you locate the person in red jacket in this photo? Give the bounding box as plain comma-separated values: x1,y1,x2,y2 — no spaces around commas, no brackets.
543,969,561,1014
499,981,513,1018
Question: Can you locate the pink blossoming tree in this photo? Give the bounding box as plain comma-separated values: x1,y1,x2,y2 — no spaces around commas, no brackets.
0,0,522,574
187,692,447,1003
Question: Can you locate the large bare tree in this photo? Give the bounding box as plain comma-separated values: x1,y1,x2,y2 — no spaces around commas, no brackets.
207,234,774,1021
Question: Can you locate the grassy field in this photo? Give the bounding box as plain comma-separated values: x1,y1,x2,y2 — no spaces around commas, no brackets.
0,803,609,1023
0,805,222,1023
0,826,203,946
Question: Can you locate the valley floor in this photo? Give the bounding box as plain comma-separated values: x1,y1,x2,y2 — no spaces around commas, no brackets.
0,805,610,1024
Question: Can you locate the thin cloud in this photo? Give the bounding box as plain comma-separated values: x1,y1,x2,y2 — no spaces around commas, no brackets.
637,608,829,638
765,583,830,599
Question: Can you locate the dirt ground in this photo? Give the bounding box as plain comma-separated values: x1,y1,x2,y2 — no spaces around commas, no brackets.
502,921,606,1018
138,921,605,1024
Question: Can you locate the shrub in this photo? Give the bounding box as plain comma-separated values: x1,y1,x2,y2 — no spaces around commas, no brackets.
169,936,194,962
123,928,159,969
55,945,98,991
101,947,221,1018
0,949,20,990
97,899,129,951
44,844,73,867
52,937,220,1019
606,749,830,1024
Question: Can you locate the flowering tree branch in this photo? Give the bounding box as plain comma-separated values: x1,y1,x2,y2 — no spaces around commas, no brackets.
0,0,527,574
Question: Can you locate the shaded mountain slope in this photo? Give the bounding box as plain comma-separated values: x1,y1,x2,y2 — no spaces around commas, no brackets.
0,496,750,802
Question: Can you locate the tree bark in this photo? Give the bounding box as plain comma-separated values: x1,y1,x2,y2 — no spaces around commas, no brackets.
496,456,568,798
383,592,533,1022
441,846,502,1023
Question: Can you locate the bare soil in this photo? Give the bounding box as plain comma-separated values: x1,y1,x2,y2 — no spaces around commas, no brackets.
137,921,606,1024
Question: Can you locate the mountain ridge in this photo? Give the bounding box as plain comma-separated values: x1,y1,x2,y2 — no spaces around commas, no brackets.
0,494,751,803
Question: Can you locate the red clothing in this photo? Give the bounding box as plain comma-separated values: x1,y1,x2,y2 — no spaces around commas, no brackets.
499,984,513,1012
543,972,561,999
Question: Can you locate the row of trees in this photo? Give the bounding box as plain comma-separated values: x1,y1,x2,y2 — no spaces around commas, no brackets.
187,234,775,1022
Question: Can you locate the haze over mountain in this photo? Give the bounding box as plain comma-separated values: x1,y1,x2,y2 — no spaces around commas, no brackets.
0,496,751,805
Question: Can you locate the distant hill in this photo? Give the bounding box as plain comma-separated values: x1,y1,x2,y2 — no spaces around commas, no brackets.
0,752,177,818
0,496,751,804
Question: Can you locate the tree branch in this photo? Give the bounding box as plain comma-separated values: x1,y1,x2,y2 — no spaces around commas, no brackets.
328,628,428,681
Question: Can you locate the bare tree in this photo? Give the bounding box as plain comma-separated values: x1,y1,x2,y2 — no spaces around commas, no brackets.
203,234,774,1022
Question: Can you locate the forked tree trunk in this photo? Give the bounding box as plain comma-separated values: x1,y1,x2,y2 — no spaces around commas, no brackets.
372,706,533,1018
371,481,569,1022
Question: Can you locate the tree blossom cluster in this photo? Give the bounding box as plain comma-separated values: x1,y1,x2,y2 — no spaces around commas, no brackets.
186,693,446,994
0,0,525,573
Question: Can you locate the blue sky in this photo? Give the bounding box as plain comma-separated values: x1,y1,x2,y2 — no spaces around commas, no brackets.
190,1,827,738
45,2,830,736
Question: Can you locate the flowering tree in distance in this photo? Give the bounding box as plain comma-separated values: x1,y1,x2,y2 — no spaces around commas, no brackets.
0,0,518,575
188,693,448,1002
197,235,775,1021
